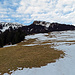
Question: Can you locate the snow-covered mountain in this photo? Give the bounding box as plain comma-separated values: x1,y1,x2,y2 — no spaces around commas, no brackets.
21,21,75,35
0,22,24,32
0,21,75,34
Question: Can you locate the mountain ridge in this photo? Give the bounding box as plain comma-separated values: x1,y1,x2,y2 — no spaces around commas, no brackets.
0,21,75,33
21,21,75,35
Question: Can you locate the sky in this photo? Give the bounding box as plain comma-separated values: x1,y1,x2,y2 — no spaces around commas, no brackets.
0,0,75,25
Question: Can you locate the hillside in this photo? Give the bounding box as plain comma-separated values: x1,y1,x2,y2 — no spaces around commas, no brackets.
0,21,75,75
0,21,75,47
0,30,75,75
21,21,75,34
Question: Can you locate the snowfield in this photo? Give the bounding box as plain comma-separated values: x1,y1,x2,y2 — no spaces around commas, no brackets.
4,30,75,75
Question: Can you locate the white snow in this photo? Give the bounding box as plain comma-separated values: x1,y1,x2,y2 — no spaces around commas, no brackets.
22,43,52,46
46,23,50,27
0,26,9,32
4,30,75,75
35,21,50,27
0,22,23,32
3,44,17,48
22,44,39,46
25,33,49,41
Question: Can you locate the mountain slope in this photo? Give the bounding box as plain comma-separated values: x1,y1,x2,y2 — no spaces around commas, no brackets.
0,21,75,47
0,21,75,34
21,21,75,34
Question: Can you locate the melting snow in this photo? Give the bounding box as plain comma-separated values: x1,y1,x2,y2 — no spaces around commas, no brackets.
4,30,75,75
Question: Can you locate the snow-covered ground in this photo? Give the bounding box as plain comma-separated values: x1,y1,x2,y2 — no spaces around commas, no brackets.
4,30,75,75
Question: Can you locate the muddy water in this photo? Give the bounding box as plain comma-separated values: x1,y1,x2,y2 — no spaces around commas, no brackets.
4,30,75,75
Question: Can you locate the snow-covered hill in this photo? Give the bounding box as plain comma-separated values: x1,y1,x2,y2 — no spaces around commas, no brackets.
0,22,24,32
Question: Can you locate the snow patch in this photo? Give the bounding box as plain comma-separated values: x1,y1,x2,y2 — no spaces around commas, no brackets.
0,22,23,32
22,44,39,46
25,33,49,41
22,43,52,46
34,21,50,27
3,44,17,48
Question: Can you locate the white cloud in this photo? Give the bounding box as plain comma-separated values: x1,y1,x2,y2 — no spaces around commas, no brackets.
15,0,75,25
0,0,75,25
0,0,20,22
0,15,8,18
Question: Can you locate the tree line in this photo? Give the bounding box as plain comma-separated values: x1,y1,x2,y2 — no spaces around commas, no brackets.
0,27,25,47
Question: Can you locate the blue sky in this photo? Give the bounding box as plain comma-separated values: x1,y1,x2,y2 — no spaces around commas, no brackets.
0,0,75,25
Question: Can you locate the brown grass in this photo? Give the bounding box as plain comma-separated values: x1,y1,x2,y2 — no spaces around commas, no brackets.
0,40,65,75
18,39,36,45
